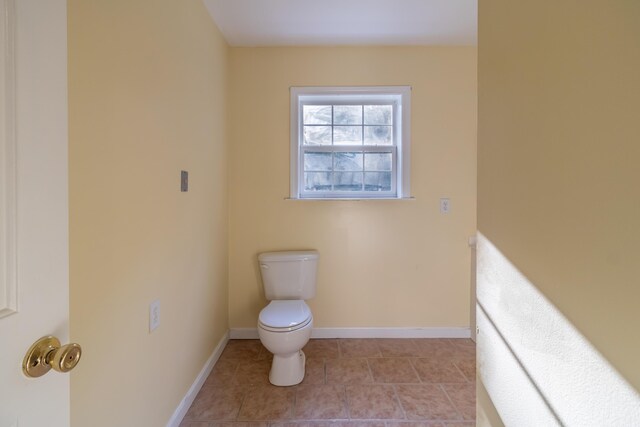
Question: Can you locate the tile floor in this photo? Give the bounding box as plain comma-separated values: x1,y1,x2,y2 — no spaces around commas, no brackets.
181,338,476,427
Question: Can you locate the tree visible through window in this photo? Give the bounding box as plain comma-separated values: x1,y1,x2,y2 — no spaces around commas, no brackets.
290,87,411,199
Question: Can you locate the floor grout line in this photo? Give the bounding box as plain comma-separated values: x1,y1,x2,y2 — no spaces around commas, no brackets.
291,384,298,419
438,383,465,423
342,383,352,420
234,385,250,422
451,360,471,383
364,357,374,383
323,357,327,384
391,383,409,421
408,357,422,383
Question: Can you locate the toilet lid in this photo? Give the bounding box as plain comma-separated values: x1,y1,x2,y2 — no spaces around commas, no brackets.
259,300,312,331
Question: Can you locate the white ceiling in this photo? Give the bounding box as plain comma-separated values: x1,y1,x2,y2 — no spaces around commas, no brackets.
203,0,477,47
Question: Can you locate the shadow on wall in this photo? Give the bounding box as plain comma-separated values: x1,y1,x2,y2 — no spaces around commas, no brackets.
476,233,640,426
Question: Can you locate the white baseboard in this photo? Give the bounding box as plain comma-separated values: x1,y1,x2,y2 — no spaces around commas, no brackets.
166,331,230,427
229,327,470,340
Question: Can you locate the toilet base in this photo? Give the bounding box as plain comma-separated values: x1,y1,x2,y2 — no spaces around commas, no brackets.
269,350,306,386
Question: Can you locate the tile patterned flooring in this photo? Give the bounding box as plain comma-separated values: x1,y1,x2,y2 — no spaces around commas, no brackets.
181,338,476,427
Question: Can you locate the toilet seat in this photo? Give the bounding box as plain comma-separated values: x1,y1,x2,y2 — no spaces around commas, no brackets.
259,300,312,332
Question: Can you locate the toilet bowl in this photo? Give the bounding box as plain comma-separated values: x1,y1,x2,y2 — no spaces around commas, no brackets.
257,251,318,386
258,300,313,386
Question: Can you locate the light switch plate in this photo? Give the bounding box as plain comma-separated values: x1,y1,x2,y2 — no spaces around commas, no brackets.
149,299,160,332
181,170,188,192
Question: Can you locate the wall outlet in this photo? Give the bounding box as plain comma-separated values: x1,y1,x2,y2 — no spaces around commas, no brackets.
440,197,451,214
149,299,160,332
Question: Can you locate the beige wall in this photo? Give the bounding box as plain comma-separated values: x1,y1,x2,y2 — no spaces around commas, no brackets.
478,0,640,396
228,47,477,329
68,1,229,425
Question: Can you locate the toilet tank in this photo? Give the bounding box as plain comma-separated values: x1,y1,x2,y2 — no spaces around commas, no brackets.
258,251,319,300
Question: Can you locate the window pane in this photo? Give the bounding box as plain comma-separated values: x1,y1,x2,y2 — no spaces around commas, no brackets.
364,152,392,171
335,152,363,171
364,105,392,125
364,172,392,191
304,126,331,145
303,105,332,125
334,172,363,191
364,126,392,145
334,126,362,145
305,172,332,191
334,105,362,125
304,152,332,171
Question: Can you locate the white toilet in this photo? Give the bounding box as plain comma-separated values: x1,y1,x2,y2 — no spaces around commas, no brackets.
257,250,318,386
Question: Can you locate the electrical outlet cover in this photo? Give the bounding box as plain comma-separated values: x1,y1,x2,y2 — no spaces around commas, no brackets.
440,197,451,214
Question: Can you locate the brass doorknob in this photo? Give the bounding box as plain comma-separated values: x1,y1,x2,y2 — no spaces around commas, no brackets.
22,336,82,378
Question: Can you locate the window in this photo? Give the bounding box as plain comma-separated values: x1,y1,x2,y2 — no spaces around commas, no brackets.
290,86,411,199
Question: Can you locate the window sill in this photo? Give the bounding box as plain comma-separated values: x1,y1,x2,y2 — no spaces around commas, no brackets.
284,197,416,201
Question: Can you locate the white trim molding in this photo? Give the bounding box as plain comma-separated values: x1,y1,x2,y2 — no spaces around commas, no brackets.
0,0,17,319
476,233,640,425
166,331,230,427
230,327,470,340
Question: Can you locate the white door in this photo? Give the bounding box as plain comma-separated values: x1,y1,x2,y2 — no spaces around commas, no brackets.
0,0,71,426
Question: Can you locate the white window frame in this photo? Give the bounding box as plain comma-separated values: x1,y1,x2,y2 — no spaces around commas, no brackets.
290,86,411,200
